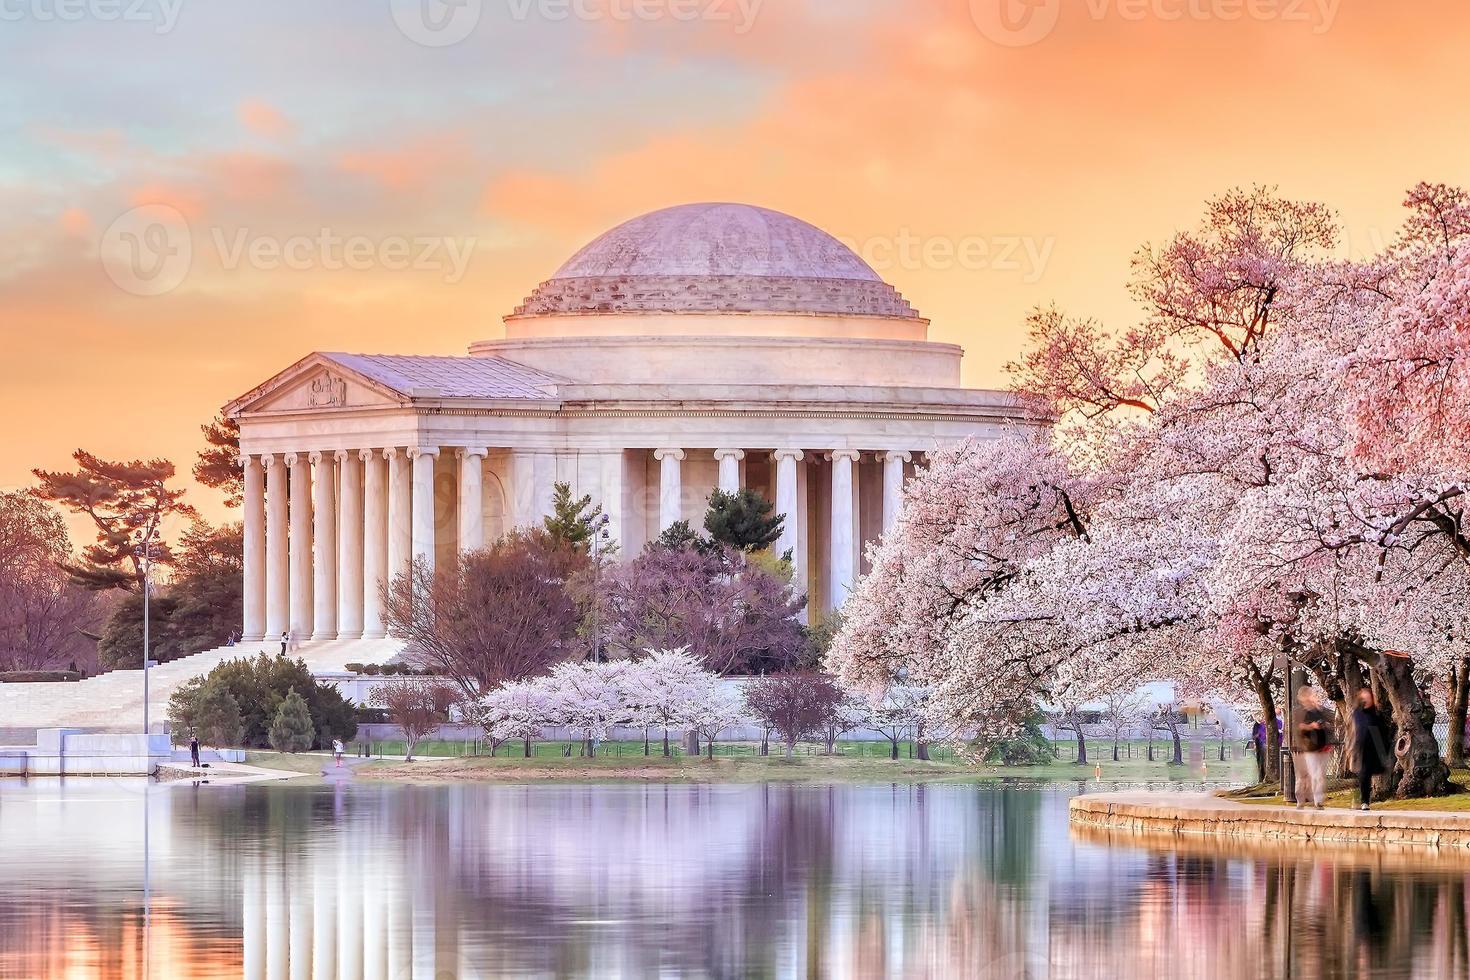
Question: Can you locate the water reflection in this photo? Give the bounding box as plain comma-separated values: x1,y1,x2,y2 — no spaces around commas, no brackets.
0,780,1466,978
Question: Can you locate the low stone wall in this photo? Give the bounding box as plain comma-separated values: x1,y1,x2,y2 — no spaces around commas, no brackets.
1070,792,1470,848
0,728,172,776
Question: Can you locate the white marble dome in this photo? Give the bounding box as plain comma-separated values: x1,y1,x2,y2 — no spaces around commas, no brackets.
511,202,920,319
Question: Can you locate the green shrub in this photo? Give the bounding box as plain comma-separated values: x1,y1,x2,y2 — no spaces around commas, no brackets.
344,662,365,674
165,653,356,749
362,663,381,676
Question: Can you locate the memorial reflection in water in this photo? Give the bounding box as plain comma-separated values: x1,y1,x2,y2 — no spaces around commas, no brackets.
0,780,1467,979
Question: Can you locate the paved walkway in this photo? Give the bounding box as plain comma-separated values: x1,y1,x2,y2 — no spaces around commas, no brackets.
1072,791,1470,848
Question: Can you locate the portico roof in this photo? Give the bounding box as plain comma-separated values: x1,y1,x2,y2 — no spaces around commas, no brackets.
323,353,566,399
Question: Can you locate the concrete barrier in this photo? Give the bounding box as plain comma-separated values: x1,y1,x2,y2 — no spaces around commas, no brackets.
0,728,172,776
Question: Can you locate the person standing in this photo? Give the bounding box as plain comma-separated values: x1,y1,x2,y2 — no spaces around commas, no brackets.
280,630,289,655
332,737,345,768
1293,687,1334,808
1351,688,1390,811
1250,716,1268,784
189,734,201,768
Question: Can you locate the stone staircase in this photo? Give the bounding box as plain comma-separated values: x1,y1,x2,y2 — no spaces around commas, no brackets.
0,638,404,733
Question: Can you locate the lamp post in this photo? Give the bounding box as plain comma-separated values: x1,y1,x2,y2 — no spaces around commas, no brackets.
591,523,611,663
132,512,162,735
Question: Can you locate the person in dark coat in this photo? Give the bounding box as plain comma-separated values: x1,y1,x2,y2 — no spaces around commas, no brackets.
1351,688,1391,810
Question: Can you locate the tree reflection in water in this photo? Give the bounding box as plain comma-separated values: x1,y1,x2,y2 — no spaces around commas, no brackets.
0,781,1467,978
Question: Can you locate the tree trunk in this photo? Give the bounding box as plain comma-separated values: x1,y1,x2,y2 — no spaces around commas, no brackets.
523,734,531,758
706,738,714,761
1372,651,1451,798
1448,658,1470,769
890,738,898,761
1247,660,1281,783
784,740,795,759
915,722,930,761
662,727,670,757
1170,729,1182,765
1075,728,1088,766
760,734,769,757
644,728,650,756
1112,738,1119,762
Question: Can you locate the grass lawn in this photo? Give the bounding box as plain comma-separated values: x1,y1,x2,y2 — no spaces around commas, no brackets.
1225,769,1470,812
349,741,1256,784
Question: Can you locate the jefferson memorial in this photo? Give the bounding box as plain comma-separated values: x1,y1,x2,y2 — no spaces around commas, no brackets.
227,203,1038,645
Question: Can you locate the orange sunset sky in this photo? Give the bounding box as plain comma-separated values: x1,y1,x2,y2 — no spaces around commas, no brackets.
3,0,1469,532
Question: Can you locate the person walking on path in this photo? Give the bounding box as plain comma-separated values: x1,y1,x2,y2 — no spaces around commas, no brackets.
1293,686,1335,808
1350,688,1391,811
189,734,201,768
332,738,345,768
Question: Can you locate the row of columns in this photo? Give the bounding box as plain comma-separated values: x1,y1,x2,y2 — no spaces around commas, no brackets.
241,447,451,643
242,444,918,642
654,447,912,609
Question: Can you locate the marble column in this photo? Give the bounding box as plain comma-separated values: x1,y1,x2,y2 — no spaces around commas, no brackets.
286,453,313,642
289,860,312,980
385,448,412,590
336,450,365,639
410,446,439,574
458,447,488,553
243,858,266,980
880,451,911,532
532,451,556,522
311,851,338,980
654,448,685,531
829,450,861,610
242,455,266,641
265,454,289,640
310,452,337,640
600,451,625,547
510,451,535,529
266,859,288,980
362,449,389,639
773,449,803,572
714,448,744,493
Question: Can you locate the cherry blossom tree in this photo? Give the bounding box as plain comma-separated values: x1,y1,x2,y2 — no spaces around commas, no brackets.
619,648,708,756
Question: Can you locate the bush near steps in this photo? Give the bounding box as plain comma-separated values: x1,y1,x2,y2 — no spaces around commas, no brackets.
168,653,356,750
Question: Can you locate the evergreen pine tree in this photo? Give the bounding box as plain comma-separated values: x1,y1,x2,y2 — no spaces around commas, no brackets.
704,488,784,552
196,678,245,747
268,688,316,753
543,481,607,553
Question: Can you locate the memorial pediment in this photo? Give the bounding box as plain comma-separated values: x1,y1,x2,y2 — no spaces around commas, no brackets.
228,355,406,416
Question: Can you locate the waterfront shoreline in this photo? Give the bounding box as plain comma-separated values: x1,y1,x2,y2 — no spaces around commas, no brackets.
1070,792,1470,848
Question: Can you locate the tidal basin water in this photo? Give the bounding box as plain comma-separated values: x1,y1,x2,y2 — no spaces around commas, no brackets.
0,780,1466,979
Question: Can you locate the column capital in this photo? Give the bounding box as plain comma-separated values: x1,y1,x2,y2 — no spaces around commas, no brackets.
236,453,255,469
772,449,804,463
712,448,746,462
308,450,326,465
333,449,352,464
879,450,913,464
358,448,378,463
283,452,301,467
653,448,686,462
826,449,861,464
382,446,401,461
457,446,490,460
409,446,441,460
261,453,280,469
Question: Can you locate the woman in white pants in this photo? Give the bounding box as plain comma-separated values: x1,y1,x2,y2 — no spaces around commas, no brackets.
1292,687,1334,808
